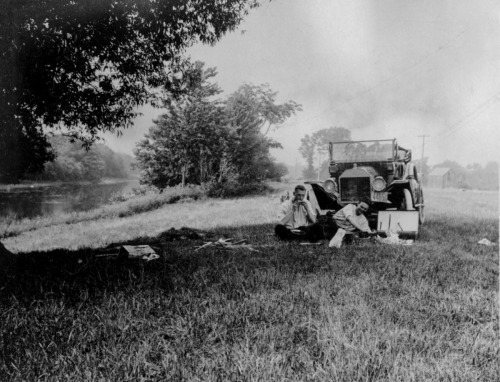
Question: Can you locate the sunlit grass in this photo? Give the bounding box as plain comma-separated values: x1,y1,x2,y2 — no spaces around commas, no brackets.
0,185,206,240
2,189,286,253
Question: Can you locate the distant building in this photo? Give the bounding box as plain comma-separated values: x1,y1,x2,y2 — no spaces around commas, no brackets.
428,167,457,188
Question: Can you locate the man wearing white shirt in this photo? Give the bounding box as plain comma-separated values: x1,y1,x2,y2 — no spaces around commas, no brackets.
275,185,323,241
322,198,375,242
333,201,373,233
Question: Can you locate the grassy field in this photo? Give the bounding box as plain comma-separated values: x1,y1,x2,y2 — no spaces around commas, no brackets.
0,185,498,381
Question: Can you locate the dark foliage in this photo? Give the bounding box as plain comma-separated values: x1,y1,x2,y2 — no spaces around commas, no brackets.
204,180,272,198
0,0,260,182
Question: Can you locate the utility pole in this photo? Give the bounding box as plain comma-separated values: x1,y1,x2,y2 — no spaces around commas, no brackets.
417,135,430,177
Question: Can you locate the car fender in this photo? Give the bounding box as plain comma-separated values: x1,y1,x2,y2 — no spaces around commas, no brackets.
305,182,345,211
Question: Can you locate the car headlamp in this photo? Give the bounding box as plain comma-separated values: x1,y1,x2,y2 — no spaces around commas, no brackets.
323,179,337,193
372,176,386,192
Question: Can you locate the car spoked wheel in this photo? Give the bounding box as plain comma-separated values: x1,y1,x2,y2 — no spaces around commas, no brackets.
400,189,415,211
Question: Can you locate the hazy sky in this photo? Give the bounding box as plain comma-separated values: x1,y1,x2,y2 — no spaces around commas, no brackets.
104,0,500,167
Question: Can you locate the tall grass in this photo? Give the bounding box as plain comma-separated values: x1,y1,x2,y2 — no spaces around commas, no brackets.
0,186,498,381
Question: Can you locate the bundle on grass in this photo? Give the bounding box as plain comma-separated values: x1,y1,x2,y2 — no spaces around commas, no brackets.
194,238,262,253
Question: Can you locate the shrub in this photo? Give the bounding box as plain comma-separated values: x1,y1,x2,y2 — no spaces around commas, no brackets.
107,185,155,205
204,180,271,198
108,191,128,204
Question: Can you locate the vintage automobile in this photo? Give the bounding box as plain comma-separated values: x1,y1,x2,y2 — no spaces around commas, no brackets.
306,139,425,230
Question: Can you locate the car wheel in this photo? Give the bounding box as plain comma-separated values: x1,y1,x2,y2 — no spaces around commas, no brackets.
400,189,415,211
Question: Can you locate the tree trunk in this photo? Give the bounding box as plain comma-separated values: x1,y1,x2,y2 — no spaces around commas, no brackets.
199,148,203,183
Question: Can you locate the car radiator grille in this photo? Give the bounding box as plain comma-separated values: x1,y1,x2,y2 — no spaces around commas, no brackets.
340,177,371,202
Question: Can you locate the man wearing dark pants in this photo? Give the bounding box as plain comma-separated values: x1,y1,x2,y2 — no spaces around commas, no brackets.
275,185,323,242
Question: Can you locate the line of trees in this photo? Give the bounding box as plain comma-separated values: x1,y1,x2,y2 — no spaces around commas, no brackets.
24,135,135,182
134,62,297,193
299,127,352,180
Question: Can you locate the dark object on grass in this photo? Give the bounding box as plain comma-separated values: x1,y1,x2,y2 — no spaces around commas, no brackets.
358,231,378,238
274,223,325,242
158,227,209,242
0,241,13,257
0,241,15,275
95,245,159,261
119,245,159,261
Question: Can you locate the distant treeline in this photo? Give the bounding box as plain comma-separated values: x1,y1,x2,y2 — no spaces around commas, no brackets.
24,135,136,182
432,160,499,190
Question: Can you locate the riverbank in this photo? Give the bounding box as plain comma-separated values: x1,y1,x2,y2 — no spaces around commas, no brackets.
0,177,138,191
0,184,206,242
0,178,143,221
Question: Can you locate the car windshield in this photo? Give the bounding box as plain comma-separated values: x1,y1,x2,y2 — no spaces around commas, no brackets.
330,140,394,162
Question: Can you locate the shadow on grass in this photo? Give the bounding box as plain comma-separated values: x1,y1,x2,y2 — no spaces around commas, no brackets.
0,224,283,303
1,216,498,305
0,221,377,304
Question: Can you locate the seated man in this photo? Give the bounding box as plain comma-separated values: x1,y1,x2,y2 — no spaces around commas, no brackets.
275,185,323,242
323,198,374,239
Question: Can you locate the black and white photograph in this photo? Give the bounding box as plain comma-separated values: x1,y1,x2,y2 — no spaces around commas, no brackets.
1,0,498,380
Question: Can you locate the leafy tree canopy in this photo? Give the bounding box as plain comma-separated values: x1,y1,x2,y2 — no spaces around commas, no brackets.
224,83,301,183
299,127,351,180
134,62,227,188
0,0,260,182
134,62,301,191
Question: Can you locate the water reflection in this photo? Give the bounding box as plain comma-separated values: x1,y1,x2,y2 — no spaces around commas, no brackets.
0,180,139,219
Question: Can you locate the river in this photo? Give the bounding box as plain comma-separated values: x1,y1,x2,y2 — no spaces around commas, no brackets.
0,180,140,219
